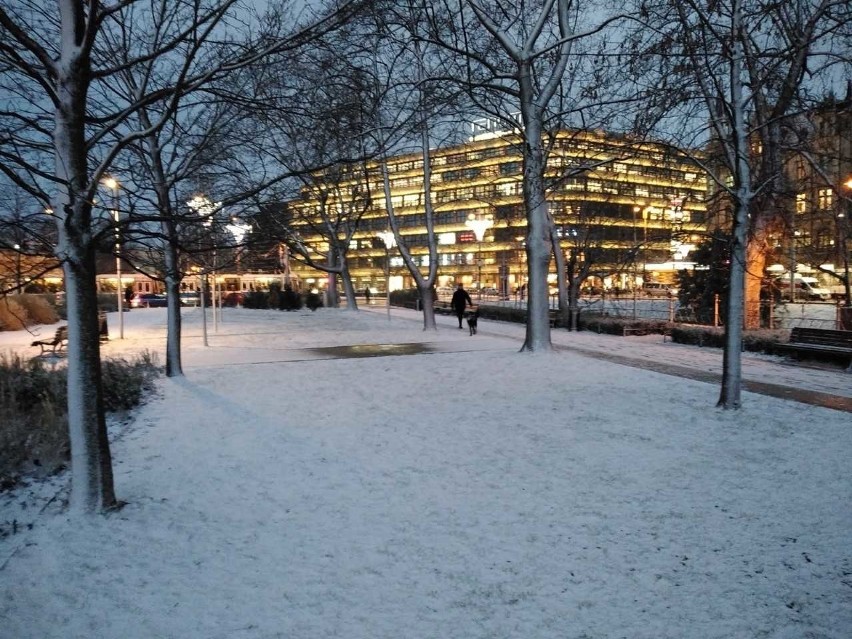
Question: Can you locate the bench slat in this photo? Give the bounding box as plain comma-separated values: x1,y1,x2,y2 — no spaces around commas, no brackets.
31,326,68,355
783,328,852,367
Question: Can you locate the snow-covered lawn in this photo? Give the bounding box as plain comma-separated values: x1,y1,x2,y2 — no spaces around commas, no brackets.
1,307,850,639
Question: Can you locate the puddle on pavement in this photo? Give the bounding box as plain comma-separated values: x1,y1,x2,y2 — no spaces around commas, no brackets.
306,343,436,359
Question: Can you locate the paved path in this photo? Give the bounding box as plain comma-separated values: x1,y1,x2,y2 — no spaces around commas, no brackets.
385,307,852,413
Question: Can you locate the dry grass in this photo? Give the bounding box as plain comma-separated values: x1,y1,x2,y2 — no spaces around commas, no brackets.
0,351,161,491
16,294,59,325
0,354,68,488
0,296,30,331
0,294,60,332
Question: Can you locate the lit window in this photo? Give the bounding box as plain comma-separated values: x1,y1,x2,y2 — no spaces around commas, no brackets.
497,182,521,196
817,188,833,210
795,193,807,214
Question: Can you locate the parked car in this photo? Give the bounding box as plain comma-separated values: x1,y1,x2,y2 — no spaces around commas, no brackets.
643,282,677,297
131,293,168,308
781,276,832,301
179,291,200,307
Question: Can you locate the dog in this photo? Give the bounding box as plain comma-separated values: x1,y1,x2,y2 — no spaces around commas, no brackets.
465,309,479,335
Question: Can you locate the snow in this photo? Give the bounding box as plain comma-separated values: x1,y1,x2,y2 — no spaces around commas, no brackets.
1,306,850,639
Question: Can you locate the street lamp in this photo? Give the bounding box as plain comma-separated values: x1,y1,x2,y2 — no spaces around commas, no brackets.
12,243,21,293
465,212,493,299
187,195,222,332
226,218,252,274
376,230,396,320
102,176,123,339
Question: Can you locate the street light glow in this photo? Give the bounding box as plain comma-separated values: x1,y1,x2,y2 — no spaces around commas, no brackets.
465,212,493,242
376,230,396,249
465,213,493,296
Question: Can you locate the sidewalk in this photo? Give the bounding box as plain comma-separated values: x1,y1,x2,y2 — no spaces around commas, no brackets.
386,307,852,413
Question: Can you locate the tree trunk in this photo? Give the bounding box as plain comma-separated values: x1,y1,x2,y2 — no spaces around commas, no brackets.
718,8,748,410
340,261,358,310
62,232,117,513
163,239,183,377
550,226,570,328
54,16,117,512
418,283,438,330
718,199,748,409
519,67,553,352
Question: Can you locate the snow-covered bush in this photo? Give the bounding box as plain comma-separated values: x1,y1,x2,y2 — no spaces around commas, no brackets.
0,352,161,490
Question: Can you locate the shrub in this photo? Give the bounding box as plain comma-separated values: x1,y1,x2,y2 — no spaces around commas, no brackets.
389,288,420,306
0,296,30,330
476,304,528,324
577,314,671,335
243,290,269,309
100,351,161,411
647,323,788,353
16,294,59,325
280,286,303,311
305,291,322,311
668,324,725,347
0,351,161,490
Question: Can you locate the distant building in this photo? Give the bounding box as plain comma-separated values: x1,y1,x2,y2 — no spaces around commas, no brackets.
284,127,709,295
779,89,851,292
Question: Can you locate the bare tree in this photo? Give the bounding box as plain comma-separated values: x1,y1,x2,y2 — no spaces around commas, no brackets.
424,0,626,350
249,43,381,309
0,181,60,295
0,0,362,513
626,0,847,408
373,5,459,330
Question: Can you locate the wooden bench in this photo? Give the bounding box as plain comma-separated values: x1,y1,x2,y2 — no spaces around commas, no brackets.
776,327,852,369
31,325,68,356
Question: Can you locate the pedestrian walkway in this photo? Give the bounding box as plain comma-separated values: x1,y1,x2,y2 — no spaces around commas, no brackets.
386,307,852,413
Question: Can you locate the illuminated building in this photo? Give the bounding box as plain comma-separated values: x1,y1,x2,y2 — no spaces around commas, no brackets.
284,123,709,297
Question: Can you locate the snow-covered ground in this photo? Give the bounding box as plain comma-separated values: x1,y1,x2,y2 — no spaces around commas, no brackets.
1,306,850,639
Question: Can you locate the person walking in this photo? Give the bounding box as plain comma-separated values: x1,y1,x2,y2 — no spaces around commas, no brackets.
365,287,371,304
451,283,473,329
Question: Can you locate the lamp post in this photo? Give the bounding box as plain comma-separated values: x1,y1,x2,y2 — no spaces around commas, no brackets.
465,212,493,300
226,219,252,305
103,177,123,338
376,230,396,320
187,195,222,334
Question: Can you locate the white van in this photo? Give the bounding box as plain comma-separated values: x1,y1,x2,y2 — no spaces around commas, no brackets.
783,276,832,301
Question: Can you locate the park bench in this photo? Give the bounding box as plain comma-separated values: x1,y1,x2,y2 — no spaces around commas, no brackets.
31,325,68,356
776,327,852,369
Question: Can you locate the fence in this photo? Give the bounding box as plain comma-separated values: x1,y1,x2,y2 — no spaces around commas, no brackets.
496,293,847,330
590,297,844,330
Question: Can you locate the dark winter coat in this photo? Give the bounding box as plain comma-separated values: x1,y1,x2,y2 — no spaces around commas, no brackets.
451,288,472,312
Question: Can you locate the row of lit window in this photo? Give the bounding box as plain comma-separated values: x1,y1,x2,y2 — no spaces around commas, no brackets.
380,137,696,175
795,189,836,213
386,160,703,191
358,182,705,211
